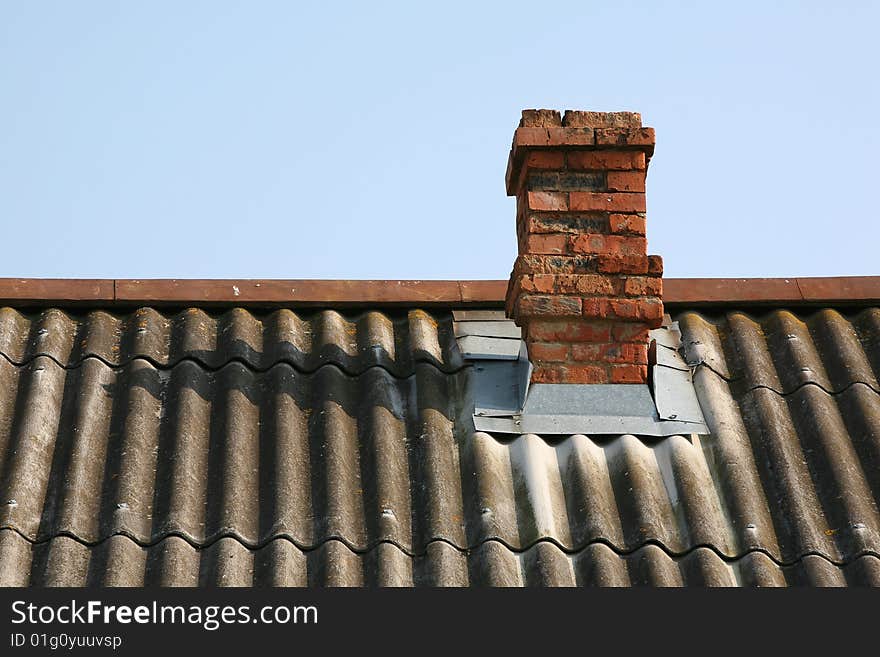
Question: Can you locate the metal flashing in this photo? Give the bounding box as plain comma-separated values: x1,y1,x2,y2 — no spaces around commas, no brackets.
475,383,708,436
458,317,709,436
456,335,522,360
453,320,521,339
455,314,531,417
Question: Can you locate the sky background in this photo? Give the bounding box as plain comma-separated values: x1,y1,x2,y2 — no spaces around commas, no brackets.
1,2,877,280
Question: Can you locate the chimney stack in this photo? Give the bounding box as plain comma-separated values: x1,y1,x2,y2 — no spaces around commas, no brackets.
505,109,663,384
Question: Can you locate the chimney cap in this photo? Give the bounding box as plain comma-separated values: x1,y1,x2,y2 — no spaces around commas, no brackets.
519,110,643,128
506,109,654,195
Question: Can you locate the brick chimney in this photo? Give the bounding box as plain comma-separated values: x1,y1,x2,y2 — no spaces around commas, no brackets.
505,109,663,384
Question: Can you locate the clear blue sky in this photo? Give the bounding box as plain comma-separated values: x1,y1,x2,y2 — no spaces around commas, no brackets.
1,2,876,280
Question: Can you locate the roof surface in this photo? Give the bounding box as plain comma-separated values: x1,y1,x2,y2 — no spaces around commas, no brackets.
0,295,878,586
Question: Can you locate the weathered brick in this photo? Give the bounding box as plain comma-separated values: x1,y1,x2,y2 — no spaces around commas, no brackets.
624,276,663,297
517,274,555,294
519,273,617,296
570,342,605,362
527,191,569,211
528,342,570,362
566,150,646,171
581,297,613,319
514,254,599,275
597,254,650,275
526,319,611,342
525,213,608,235
606,171,646,192
574,274,616,295
626,343,649,365
595,127,655,146
564,365,609,383
525,151,565,169
521,233,568,255
569,233,608,255
610,364,648,384
530,364,608,384
528,171,605,192
609,214,646,235
563,110,641,129
638,298,665,327
516,294,582,317
521,109,562,127
571,234,646,257
608,298,663,327
569,192,646,213
607,299,637,320
544,127,594,146
514,127,594,147
571,342,648,365
507,110,662,384
612,323,650,343
530,365,565,383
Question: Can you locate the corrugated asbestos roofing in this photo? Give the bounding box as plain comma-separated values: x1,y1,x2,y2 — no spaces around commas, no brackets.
0,304,878,586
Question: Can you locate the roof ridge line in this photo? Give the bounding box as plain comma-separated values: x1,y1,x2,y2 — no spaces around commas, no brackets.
1,277,878,308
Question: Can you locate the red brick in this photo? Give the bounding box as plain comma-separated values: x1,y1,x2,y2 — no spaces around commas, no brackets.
525,151,565,169
624,276,663,297
571,234,646,257
572,342,648,365
566,150,646,171
532,363,608,383
607,299,638,320
597,255,649,275
574,274,616,295
609,298,664,324
527,191,568,211
647,254,664,275
513,253,601,275
526,319,611,342
528,342,570,362
516,294,582,317
544,127,594,146
609,214,646,235
524,213,607,235
606,171,646,192
514,127,594,148
638,298,665,328
521,109,562,127
610,364,648,384
626,343,649,365
563,111,641,129
517,274,556,294
522,233,568,254
563,365,609,383
612,323,650,343
531,365,565,383
534,364,608,384
595,127,656,146
569,192,646,213
569,233,607,255
519,273,615,296
581,297,613,319
513,127,551,146
570,342,604,362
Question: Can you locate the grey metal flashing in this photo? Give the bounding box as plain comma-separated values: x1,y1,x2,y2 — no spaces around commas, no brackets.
474,384,708,436
453,320,521,339
456,335,522,360
456,315,709,436
454,314,531,417
451,309,508,322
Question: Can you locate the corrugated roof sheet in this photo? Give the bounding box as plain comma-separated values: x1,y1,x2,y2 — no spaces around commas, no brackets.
0,305,878,586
